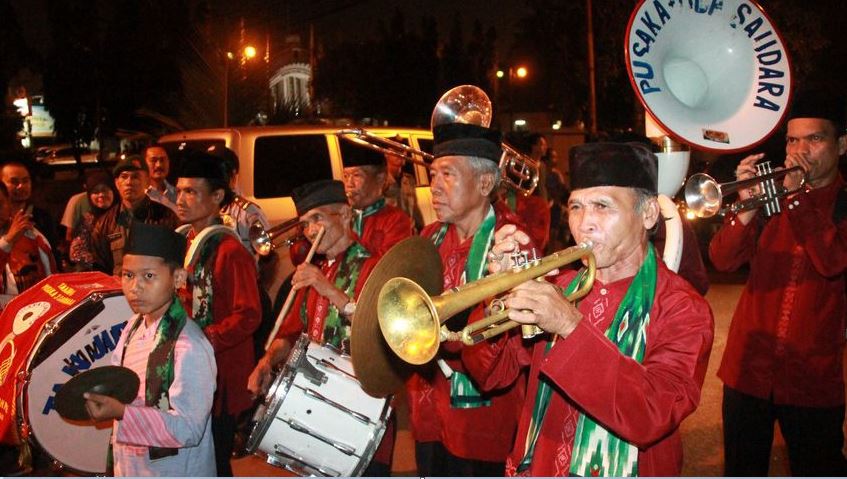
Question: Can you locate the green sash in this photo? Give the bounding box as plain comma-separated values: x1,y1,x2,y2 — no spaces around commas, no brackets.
353,198,385,237
519,246,658,476
430,207,496,408
300,241,370,351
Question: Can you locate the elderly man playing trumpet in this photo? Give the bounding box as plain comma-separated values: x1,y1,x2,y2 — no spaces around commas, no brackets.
711,91,847,476
464,142,714,476
407,123,533,476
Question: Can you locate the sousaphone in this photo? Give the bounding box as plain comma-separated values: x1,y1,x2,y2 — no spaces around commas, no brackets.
626,0,792,269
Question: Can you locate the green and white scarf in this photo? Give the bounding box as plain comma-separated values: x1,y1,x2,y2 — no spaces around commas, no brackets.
518,246,658,476
353,198,385,237
430,206,497,409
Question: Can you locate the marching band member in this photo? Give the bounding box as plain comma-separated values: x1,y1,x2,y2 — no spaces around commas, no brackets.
342,152,413,257
174,151,261,476
206,145,271,260
409,123,532,476
710,91,847,476
467,142,714,476
247,179,394,475
85,222,216,476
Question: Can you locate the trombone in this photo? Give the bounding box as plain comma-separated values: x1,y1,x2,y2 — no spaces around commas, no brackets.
377,242,595,365
249,217,303,256
685,161,806,218
336,85,541,196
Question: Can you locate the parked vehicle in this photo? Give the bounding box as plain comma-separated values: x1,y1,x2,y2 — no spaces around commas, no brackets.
34,145,102,166
158,125,435,226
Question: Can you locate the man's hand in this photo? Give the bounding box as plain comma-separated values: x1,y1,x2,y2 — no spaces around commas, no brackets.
83,392,126,421
784,152,811,192
291,263,333,297
734,153,766,201
488,224,532,274
504,280,582,338
4,210,33,244
248,357,274,397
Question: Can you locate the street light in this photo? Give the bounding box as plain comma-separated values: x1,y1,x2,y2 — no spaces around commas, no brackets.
494,65,529,131
223,44,259,127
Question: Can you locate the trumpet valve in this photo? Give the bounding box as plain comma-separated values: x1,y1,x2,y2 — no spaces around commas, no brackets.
521,324,543,339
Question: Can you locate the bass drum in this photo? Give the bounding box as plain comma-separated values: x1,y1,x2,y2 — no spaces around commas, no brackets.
248,335,391,476
0,273,131,474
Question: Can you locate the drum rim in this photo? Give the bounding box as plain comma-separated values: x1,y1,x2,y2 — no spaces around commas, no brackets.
247,335,395,476
16,290,125,475
246,334,308,454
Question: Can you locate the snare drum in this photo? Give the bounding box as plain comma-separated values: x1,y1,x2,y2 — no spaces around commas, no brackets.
0,273,131,474
248,335,391,476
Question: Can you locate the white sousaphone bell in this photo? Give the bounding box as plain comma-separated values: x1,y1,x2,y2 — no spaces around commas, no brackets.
625,0,792,271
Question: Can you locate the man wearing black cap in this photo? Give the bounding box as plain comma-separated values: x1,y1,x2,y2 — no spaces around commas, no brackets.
406,123,533,476
711,92,847,476
84,222,217,476
206,145,271,259
173,151,261,476
90,156,178,276
342,150,413,257
470,142,714,476
247,179,394,475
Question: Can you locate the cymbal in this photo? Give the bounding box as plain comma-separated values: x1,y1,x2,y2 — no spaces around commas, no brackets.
55,366,140,421
351,237,443,397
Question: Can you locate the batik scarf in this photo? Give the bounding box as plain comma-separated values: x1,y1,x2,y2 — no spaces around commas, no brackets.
519,246,657,476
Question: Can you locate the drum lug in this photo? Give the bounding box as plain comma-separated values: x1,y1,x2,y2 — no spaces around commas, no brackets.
284,417,357,456
293,352,326,386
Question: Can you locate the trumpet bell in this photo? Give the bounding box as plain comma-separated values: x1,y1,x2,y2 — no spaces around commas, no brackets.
377,277,441,365
684,173,723,218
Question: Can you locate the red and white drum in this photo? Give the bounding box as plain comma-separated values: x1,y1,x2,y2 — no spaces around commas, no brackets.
0,272,131,474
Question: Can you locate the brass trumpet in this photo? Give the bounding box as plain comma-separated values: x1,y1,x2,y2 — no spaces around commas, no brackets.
249,218,303,256
685,161,806,218
377,242,595,365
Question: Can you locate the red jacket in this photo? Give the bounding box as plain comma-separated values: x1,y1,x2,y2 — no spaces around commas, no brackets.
464,262,713,476
180,233,261,416
710,177,847,407
358,202,413,257
405,209,530,463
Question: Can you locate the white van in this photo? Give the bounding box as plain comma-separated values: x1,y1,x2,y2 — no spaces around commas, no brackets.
158,125,435,226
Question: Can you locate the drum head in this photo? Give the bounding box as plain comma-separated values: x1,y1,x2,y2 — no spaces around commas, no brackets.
23,289,132,474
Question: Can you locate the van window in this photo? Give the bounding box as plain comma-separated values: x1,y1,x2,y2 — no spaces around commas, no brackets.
254,135,332,199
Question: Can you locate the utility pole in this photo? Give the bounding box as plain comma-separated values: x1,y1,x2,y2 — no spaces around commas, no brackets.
586,0,598,136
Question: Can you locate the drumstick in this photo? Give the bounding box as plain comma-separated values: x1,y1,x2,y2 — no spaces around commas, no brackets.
265,225,325,351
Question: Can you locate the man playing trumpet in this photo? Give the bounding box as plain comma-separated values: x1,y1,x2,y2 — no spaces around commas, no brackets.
711,91,847,476
466,142,714,476
409,123,532,476
247,179,393,475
